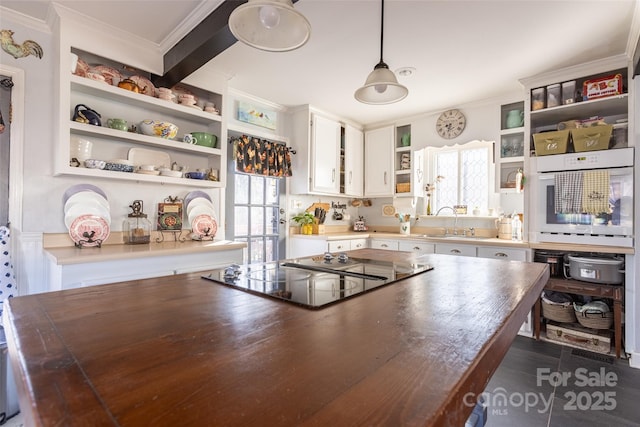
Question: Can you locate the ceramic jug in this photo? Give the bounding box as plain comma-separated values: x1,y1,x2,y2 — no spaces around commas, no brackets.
506,109,524,129
73,104,102,126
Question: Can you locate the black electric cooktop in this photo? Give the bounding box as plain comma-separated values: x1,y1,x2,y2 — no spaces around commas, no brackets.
202,253,433,309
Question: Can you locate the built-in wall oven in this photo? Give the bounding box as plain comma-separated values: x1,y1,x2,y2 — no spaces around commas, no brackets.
532,147,634,247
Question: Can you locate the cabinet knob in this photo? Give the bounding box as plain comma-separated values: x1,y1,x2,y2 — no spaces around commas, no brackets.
451,249,461,254
384,172,387,185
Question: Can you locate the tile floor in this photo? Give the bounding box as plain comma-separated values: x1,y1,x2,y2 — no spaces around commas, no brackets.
3,337,639,426
485,336,640,426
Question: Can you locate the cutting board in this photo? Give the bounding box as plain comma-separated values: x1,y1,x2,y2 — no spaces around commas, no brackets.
305,203,330,213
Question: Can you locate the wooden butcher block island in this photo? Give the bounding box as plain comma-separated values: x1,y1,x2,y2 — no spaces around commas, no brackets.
4,249,548,427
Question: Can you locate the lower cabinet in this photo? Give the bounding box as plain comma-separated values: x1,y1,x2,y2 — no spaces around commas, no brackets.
328,238,367,252
289,236,368,258
46,247,244,291
435,243,477,257
370,239,400,251
477,246,529,261
398,240,435,255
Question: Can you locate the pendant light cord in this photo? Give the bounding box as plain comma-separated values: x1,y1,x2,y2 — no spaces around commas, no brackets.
379,0,385,63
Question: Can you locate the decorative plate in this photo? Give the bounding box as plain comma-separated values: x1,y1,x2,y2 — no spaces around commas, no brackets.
191,214,217,237
90,65,122,85
158,212,182,230
184,191,211,209
63,184,108,205
68,214,110,247
382,205,396,217
129,75,156,97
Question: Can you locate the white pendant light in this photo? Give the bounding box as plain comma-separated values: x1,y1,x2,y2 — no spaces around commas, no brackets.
354,0,408,105
229,0,311,52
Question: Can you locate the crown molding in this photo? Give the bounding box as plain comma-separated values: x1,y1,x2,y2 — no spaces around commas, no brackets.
159,0,225,54
0,6,51,34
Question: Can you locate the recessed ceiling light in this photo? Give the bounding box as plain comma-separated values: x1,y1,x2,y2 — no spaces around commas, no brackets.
395,67,415,77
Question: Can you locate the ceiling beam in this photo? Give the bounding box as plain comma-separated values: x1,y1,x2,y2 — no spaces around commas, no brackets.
152,0,242,88
153,0,300,88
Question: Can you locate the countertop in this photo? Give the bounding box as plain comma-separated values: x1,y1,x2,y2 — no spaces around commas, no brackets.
4,249,548,426
44,239,247,265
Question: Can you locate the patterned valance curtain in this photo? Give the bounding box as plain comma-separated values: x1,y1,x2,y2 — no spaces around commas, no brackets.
231,135,293,177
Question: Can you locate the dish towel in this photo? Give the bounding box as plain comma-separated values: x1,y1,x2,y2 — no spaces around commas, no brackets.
554,171,583,214
0,226,16,313
582,170,610,214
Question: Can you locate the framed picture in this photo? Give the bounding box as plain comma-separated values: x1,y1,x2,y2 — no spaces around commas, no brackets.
237,101,277,130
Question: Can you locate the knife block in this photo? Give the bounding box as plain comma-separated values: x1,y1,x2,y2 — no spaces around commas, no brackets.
312,224,325,235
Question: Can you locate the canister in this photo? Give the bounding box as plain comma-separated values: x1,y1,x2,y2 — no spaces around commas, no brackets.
497,216,512,240
546,83,561,108
562,81,576,104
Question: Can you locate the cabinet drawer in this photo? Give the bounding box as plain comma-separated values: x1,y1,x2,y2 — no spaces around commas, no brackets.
350,239,368,250
370,239,399,251
477,247,528,261
398,241,435,254
328,240,351,252
435,243,476,257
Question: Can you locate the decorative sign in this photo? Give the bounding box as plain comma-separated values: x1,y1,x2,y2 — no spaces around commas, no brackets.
237,101,276,130
157,202,182,231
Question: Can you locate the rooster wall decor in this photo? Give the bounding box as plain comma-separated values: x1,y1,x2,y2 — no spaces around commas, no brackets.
1,29,43,60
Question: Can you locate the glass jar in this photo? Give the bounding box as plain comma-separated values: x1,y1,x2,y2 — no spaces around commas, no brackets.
123,200,151,244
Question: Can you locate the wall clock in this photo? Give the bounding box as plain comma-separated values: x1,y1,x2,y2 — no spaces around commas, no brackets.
436,109,466,139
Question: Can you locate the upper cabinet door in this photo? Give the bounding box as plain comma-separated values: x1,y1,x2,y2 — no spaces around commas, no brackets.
311,114,341,194
364,126,394,197
344,124,364,197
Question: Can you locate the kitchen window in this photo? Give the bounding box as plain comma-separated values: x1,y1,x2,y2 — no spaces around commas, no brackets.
427,140,494,213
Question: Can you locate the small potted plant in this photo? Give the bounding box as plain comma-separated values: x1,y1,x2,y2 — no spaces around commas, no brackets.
292,211,315,235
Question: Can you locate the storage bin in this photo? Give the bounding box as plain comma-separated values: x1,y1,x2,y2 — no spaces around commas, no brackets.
546,321,611,354
396,182,410,193
562,80,576,104
571,125,612,152
546,83,561,108
542,299,577,323
611,122,628,148
575,310,614,330
531,87,545,111
533,130,569,156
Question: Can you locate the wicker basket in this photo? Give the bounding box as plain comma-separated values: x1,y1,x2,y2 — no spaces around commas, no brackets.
396,182,410,193
575,310,614,330
542,299,577,323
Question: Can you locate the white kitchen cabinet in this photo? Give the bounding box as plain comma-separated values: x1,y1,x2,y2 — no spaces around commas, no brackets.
311,113,342,194
62,49,225,188
290,106,363,196
435,243,477,257
343,124,364,197
289,236,368,258
477,246,529,261
364,126,395,197
370,239,399,251
398,240,435,255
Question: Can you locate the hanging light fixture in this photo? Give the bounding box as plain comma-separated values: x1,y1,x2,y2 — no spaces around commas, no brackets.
354,0,408,104
228,0,311,52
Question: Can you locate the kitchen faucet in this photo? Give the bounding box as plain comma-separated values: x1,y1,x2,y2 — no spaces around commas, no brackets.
435,206,458,235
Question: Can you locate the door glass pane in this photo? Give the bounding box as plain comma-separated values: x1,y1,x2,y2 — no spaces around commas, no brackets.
235,174,249,204
234,206,248,236
266,206,278,234
265,178,278,205
251,175,264,204
251,206,264,235
250,237,264,263
265,237,277,262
